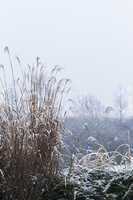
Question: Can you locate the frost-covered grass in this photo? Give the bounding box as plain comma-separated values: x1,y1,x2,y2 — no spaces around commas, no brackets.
78,143,132,170
0,48,70,199
63,143,133,200
64,142,133,183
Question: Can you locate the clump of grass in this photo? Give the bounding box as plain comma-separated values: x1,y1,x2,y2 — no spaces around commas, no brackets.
78,143,132,171
0,47,70,199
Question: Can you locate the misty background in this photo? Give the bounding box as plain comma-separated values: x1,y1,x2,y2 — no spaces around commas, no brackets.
0,0,133,106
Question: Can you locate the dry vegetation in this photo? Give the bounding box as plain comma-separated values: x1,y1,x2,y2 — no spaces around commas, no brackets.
78,143,132,170
0,47,70,199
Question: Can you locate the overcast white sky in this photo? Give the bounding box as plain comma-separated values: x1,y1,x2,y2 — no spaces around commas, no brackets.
0,0,133,104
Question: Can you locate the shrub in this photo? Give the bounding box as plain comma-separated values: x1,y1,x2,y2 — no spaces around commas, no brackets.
0,47,70,199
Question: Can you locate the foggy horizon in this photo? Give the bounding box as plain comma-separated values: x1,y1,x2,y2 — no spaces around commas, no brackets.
1,0,133,105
